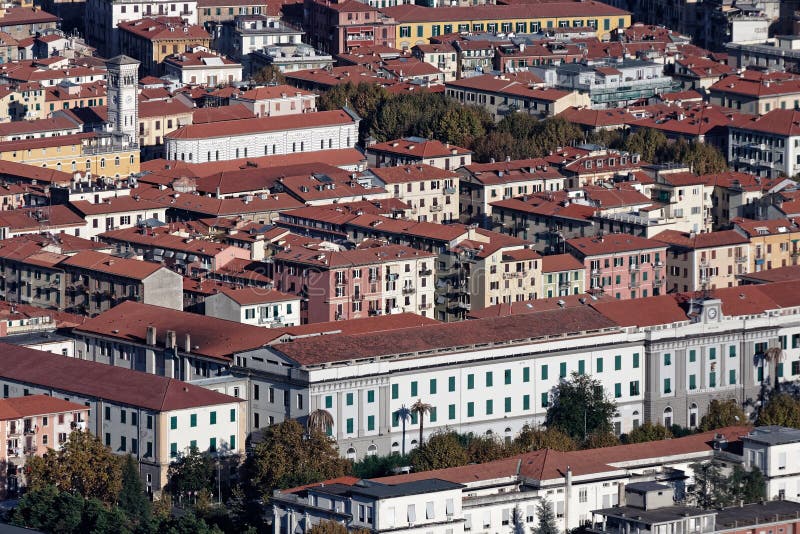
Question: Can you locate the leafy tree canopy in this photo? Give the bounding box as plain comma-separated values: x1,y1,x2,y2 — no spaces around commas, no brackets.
545,372,617,442
698,399,747,431
408,431,470,471
757,392,800,428
625,423,673,444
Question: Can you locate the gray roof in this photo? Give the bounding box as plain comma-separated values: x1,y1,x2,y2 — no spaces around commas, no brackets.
310,479,464,500
106,55,141,66
625,481,672,494
742,426,800,446
593,505,712,525
716,501,800,529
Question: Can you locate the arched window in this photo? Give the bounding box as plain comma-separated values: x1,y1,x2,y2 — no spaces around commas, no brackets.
114,156,120,167
391,442,399,452
85,159,91,170
367,444,377,457
100,158,105,168
346,447,356,461
689,403,698,428
56,162,61,171
663,407,673,428
71,161,76,171
129,155,134,165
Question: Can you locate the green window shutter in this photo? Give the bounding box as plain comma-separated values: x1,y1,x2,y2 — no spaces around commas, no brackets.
449,376,456,391
729,346,736,357
367,415,375,431
467,402,474,417
709,372,716,388
689,374,696,390
346,393,354,405
486,400,493,415
596,357,603,373
429,407,437,423
170,443,177,457
190,414,197,427
467,374,475,389
391,384,398,399
689,350,696,363
230,435,236,450
758,366,764,382
430,379,437,394
230,409,235,422
523,367,530,382
664,378,671,393
778,362,784,377
325,395,333,408
210,438,216,451
505,369,512,384
614,383,621,398
541,365,548,380
411,412,418,425
346,418,354,434
367,390,375,403
614,355,621,370
578,360,585,375
486,372,493,387
709,348,716,360
633,353,640,368
541,393,549,408
448,404,456,420
392,413,399,427
729,370,736,385
210,411,216,425
664,353,671,366
410,381,418,397
170,416,177,430
505,397,512,413
523,395,530,410
559,362,567,378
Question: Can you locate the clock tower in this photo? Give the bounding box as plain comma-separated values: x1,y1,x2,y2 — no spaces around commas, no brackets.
105,55,139,145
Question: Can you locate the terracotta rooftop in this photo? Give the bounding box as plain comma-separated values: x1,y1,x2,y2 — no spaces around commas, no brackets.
653,229,749,249
541,253,585,273
0,395,87,420
0,342,241,412
217,286,297,305
367,164,459,184
166,109,356,140
191,104,255,124
367,138,471,159
58,250,165,280
380,2,629,23
118,17,211,41
567,234,666,257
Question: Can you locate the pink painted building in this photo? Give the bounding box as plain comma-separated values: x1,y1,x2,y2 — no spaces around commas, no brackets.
566,233,667,300
0,395,89,497
304,0,397,54
272,243,436,324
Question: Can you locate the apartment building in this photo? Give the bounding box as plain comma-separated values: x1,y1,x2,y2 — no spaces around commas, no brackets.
733,218,800,272
648,168,713,234
272,244,437,323
567,234,667,300
709,72,800,115
445,74,589,121
163,49,243,86
458,158,567,227
118,17,212,77
0,7,59,40
249,43,334,75
411,43,457,81
0,342,245,494
85,0,199,56
230,85,317,118
164,109,360,163
304,0,396,55
654,230,750,293
366,137,471,171
197,0,268,28
68,196,168,240
540,253,585,298
741,426,800,501
204,287,301,327
0,206,86,239
0,116,81,142
382,3,632,49
138,98,194,159
729,109,800,179
363,164,459,224
219,15,302,72
0,395,89,498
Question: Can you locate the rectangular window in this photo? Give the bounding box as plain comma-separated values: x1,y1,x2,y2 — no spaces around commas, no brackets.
486,399,493,415
523,394,530,410
105,407,111,421
630,381,640,396
689,350,696,363
689,374,697,390
778,362,785,377
170,443,177,458
505,397,512,413
633,353,640,368
190,414,197,427
449,404,456,420
170,416,177,430
467,374,475,389
429,407,437,422
793,361,800,376
411,381,418,397
578,360,585,375
486,372,493,387
449,376,456,391
559,362,567,378
614,355,622,370
391,384,398,399
346,392,354,406
430,379,437,394
541,365,548,380
367,415,375,431
729,370,736,385
541,393,549,408
505,369,512,384
664,353,671,366
467,402,475,417
596,357,603,373
230,435,236,450
523,367,530,382
120,410,126,424
729,345,736,358
614,383,622,398
367,390,375,403
230,409,236,422
325,395,333,409
664,378,671,394
709,372,717,388
210,438,216,451
346,418,354,434
709,348,716,360
210,411,216,425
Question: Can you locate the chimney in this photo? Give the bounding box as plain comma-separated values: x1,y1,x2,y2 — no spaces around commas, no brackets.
184,333,191,352
146,325,157,345
165,330,176,350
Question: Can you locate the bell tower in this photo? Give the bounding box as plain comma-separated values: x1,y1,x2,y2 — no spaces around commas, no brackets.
105,55,140,145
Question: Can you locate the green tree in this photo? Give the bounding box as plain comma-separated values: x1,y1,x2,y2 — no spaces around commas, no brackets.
166,445,215,502
512,425,577,452
352,453,412,479
11,485,83,533
698,399,746,431
251,65,285,85
247,419,351,499
583,431,619,449
26,430,123,505
410,399,433,446
625,423,673,444
729,465,766,504
757,392,800,428
118,454,151,526
689,461,732,509
624,128,668,162
545,372,617,442
533,498,559,534
408,431,469,471
465,433,509,463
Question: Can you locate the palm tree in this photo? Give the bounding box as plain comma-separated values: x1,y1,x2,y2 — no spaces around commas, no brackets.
411,399,432,447
307,408,334,436
764,346,785,391
395,405,411,455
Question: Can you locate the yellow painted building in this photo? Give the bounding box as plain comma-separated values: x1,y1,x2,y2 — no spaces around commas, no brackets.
733,218,800,272
381,3,632,50
0,133,140,180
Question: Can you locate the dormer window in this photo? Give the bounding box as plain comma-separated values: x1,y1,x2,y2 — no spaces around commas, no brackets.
609,158,616,166
596,160,603,168
585,160,592,169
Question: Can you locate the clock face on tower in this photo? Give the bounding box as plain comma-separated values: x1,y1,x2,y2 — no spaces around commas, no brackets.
125,95,133,104
707,307,717,320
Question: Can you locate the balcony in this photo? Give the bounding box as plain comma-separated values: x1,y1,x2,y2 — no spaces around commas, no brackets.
502,271,526,279
734,255,747,264
653,278,664,287
418,268,432,276
590,268,601,276
629,280,640,289
429,204,443,213
456,301,471,310
368,275,381,282
629,263,640,272
444,186,457,195
335,276,347,286
353,293,363,301
402,286,415,294
418,302,432,310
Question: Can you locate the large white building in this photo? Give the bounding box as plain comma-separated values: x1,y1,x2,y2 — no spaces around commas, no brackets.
729,109,800,178
164,109,360,163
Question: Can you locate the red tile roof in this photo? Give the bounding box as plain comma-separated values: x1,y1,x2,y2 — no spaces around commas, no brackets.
591,294,689,327
367,138,471,159
380,2,629,23
0,342,241,412
368,164,459,184
192,104,255,124
567,234,666,257
652,229,749,249
732,218,800,238
217,286,297,305
0,395,87,420
279,313,439,339
730,108,800,137
69,196,166,216
166,109,356,140
235,85,314,101
59,250,164,280
541,253,584,273
118,17,211,41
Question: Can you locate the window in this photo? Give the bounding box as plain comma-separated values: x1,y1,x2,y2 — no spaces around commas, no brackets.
449,404,456,420
391,384,398,399
729,345,736,358
596,357,603,373
210,438,216,451
689,349,696,363
210,411,216,425
346,392,354,406
486,372,493,387
486,400,493,415
105,407,111,421
170,416,177,429
729,369,736,385
467,374,474,389
633,353,640,368
147,415,153,429
449,376,456,391
614,383,622,398
664,378,671,394
541,393,549,408
505,369,512,384
709,348,716,360
190,414,197,427
559,362,567,378
541,365,548,380
523,367,530,382
578,360,585,375
614,355,621,370
367,415,375,431
170,443,177,458
664,353,671,366
523,394,530,410
629,381,640,396
230,408,236,422
467,402,474,417
709,372,717,388
367,390,375,403
429,379,437,394
230,435,236,450
325,395,333,409
346,418,354,434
